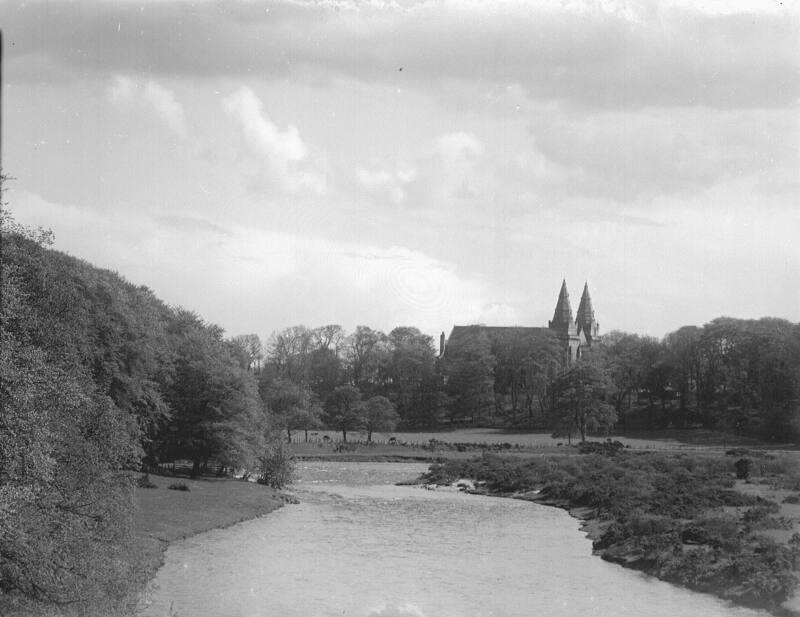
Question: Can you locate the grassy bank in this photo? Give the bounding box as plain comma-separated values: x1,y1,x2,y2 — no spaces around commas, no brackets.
134,474,287,611
421,446,800,615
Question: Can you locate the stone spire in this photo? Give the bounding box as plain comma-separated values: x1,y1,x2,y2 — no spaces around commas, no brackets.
576,282,599,343
548,279,576,335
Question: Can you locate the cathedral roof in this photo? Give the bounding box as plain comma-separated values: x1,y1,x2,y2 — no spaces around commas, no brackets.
576,282,595,328
550,279,574,330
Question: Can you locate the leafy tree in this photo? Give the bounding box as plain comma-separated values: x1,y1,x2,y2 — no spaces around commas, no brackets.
268,325,313,383
1,210,142,612
384,327,441,427
263,377,323,442
230,333,264,372
362,395,400,442
326,384,363,442
491,329,563,423
443,327,496,424
162,311,265,476
550,355,616,442
345,325,387,393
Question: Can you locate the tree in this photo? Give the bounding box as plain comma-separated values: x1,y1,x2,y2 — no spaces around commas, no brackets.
384,327,441,427
162,311,265,476
263,377,323,442
1,210,142,612
268,325,313,383
345,325,387,393
443,327,496,424
491,329,563,423
550,355,616,442
230,333,264,372
326,384,363,442
362,395,400,442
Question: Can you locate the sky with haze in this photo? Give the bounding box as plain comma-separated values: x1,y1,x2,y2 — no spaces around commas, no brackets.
3,0,799,343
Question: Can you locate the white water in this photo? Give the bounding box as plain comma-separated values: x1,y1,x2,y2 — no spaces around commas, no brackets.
141,462,769,617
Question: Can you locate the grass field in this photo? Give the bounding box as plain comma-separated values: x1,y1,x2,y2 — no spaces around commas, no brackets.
289,427,790,451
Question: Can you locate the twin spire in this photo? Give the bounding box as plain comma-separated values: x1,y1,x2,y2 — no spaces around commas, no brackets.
549,280,599,342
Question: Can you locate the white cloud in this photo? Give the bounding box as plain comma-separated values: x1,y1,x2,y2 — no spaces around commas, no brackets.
107,75,186,135
8,190,498,339
222,87,325,194
437,132,484,160
355,166,417,204
356,167,393,189
108,75,135,103
143,81,186,136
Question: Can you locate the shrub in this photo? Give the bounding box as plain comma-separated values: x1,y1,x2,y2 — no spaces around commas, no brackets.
167,482,190,491
136,473,157,489
257,441,295,489
726,448,750,457
578,440,624,456
742,502,780,524
783,493,800,504
735,458,753,479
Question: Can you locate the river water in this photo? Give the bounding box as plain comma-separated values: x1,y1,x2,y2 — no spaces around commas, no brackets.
141,462,769,617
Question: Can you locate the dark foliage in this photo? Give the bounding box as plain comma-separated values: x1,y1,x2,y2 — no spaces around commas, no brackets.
422,451,798,609
136,474,157,489
1,214,267,615
735,458,754,479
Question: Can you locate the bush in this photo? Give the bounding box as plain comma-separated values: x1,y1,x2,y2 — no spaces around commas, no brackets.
136,473,157,489
578,439,625,456
783,494,800,504
735,458,753,479
742,502,780,524
167,482,190,491
726,448,750,457
257,441,295,489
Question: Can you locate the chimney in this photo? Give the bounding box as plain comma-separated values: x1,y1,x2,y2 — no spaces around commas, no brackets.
439,331,446,356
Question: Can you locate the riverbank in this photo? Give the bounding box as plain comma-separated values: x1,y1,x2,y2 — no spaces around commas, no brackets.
420,448,800,616
134,473,288,611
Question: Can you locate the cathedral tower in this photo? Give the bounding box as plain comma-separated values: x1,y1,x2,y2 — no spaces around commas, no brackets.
576,282,600,345
548,279,581,362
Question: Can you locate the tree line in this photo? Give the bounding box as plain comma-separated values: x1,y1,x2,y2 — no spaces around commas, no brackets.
1,216,279,614
3,204,799,614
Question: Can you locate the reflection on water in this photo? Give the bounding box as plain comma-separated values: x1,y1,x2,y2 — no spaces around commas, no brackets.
141,462,768,617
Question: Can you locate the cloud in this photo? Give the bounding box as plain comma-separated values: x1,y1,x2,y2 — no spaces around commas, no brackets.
526,106,800,203
355,166,416,205
107,75,185,135
8,190,498,339
223,87,325,193
7,1,799,109
143,81,186,135
108,75,135,103
367,603,426,617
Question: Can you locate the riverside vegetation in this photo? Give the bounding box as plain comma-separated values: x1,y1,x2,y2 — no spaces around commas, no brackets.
3,191,800,617
422,446,800,614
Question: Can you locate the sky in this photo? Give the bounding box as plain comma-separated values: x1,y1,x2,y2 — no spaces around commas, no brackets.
3,0,799,344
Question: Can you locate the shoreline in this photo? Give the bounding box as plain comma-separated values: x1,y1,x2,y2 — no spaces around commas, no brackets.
461,486,799,617
421,452,800,617
133,473,291,612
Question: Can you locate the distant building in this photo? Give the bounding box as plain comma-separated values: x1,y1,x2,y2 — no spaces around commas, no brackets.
439,280,600,364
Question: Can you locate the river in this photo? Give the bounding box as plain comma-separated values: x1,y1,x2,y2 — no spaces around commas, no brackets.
141,461,770,617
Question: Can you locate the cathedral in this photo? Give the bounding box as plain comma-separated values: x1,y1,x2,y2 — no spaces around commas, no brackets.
439,280,601,364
